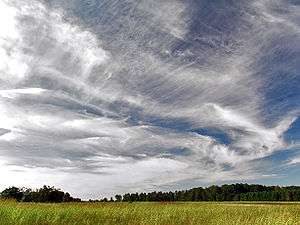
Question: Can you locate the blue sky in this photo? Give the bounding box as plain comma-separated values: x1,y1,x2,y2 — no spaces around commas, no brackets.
0,0,299,199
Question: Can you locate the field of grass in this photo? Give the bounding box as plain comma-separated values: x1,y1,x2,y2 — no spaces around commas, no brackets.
0,201,300,225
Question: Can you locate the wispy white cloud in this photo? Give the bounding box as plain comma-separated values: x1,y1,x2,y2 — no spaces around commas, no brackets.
0,88,46,99
288,157,300,165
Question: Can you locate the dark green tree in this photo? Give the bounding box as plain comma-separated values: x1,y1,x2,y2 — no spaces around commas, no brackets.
1,187,23,201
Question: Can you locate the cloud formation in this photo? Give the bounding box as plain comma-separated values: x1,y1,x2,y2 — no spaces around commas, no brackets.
0,0,299,198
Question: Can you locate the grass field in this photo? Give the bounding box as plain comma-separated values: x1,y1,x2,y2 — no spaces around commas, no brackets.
0,201,300,225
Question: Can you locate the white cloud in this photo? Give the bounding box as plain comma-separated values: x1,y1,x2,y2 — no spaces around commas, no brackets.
0,1,29,81
0,88,46,99
287,155,300,165
139,0,189,39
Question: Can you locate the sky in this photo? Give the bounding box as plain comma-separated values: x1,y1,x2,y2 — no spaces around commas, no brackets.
0,0,299,199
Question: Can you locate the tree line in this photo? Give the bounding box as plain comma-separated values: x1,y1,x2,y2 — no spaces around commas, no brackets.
0,186,81,203
110,184,300,202
3,184,300,203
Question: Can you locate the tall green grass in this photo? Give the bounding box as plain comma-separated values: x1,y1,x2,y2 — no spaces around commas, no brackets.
0,201,300,225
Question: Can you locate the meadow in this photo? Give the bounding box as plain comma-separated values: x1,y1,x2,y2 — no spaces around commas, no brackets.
1,201,300,225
